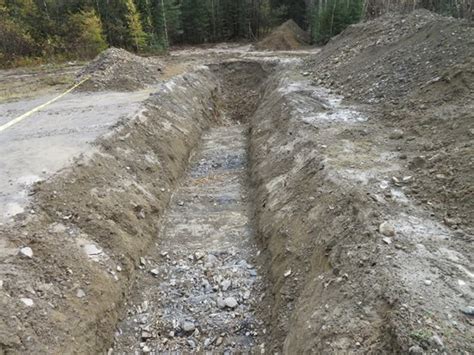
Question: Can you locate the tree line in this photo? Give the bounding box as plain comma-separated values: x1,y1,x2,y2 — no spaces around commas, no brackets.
0,0,470,67
0,0,309,66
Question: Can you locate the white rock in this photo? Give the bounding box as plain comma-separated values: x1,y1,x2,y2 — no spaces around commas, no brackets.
284,269,292,277
21,298,34,307
19,247,33,258
379,222,396,236
217,297,226,309
182,321,196,332
382,237,392,245
224,297,238,309
83,244,102,257
424,279,432,286
221,280,231,291
150,269,159,276
76,289,86,298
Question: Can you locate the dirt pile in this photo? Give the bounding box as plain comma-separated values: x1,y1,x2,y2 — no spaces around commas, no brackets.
78,47,163,91
307,9,473,104
305,9,474,234
255,20,310,51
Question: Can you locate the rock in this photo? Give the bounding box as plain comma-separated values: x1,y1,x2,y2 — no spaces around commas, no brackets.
460,306,474,316
141,330,153,339
187,339,196,348
142,345,151,353
216,336,224,346
382,237,392,245
424,279,432,286
430,334,444,348
224,297,238,309
178,201,184,206
76,289,86,298
221,279,231,291
194,251,205,261
389,129,404,139
408,345,424,354
20,298,34,307
140,257,146,266
284,269,292,277
217,297,226,309
19,247,33,258
242,290,251,300
408,156,426,170
150,268,159,276
379,222,396,236
182,321,196,333
83,244,102,257
443,217,460,227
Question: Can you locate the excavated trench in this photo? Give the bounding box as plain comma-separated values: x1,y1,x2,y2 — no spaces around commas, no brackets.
112,61,272,353
8,57,462,354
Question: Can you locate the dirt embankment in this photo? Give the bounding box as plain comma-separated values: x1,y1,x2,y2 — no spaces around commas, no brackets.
306,9,474,235
77,47,164,91
255,20,310,51
0,69,220,353
250,69,472,353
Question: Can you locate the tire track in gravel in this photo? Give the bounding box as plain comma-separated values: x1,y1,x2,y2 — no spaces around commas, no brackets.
113,124,265,353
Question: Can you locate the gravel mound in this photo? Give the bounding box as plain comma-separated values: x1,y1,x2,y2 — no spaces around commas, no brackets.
306,9,473,104
255,20,310,51
77,48,163,91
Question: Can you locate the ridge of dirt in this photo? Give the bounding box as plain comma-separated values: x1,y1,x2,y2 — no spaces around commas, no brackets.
250,69,472,354
255,20,310,51
305,9,474,236
0,69,220,353
77,48,163,91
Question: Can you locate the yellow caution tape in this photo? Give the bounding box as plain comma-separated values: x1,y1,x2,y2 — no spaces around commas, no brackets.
0,76,90,133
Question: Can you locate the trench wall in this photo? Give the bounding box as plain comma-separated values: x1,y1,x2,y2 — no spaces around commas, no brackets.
248,72,394,353
0,68,221,353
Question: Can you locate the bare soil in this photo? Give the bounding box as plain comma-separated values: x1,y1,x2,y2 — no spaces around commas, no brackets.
0,11,472,355
78,48,163,92
255,20,310,51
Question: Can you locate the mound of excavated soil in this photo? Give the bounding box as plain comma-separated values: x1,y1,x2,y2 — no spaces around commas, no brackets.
255,20,310,50
305,10,474,235
78,48,163,91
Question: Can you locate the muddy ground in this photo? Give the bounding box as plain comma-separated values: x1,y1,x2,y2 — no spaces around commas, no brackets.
0,11,472,355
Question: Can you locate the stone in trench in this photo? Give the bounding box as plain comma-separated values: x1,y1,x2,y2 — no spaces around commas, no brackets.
194,251,205,261
224,297,238,309
379,222,396,236
221,279,231,291
141,330,153,340
83,244,102,257
217,297,226,309
20,298,34,307
19,247,33,258
389,129,404,140
460,306,474,316
182,321,196,333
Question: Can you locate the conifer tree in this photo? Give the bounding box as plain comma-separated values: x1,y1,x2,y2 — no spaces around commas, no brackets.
125,0,146,50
